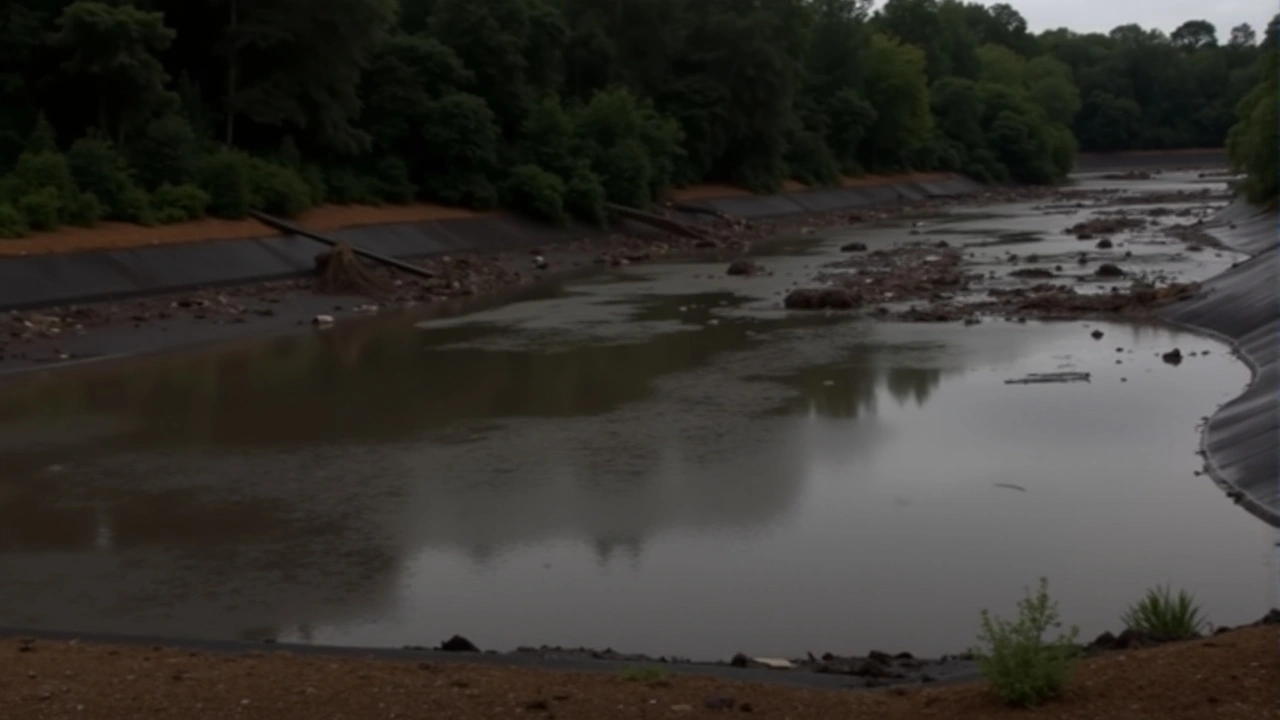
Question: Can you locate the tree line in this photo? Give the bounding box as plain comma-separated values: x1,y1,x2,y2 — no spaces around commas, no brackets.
0,0,1272,238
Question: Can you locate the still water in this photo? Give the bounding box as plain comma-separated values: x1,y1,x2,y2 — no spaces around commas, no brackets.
0,221,1272,660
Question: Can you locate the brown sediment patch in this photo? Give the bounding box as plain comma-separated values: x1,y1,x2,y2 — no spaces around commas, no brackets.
0,625,1272,720
0,203,486,258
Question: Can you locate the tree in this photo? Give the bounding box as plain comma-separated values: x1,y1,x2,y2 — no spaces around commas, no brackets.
1229,23,1257,47
859,33,932,171
1172,20,1218,51
52,2,175,145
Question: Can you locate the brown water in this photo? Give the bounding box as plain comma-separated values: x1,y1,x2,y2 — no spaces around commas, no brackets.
0,194,1272,659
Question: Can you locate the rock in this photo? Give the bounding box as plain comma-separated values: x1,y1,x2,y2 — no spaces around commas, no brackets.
1096,263,1126,278
1091,330,1104,340
738,702,755,713
726,260,765,277
1162,348,1184,365
440,635,480,652
532,255,549,270
1010,268,1054,279
704,697,736,711
783,288,859,310
935,240,950,248
524,699,550,712
1096,239,1114,249
694,239,719,249
311,315,335,326
841,242,868,252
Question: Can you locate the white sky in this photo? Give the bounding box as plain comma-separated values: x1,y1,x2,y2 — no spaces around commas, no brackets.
980,0,1275,37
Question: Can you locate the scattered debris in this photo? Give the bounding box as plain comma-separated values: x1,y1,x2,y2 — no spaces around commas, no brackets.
783,288,859,310
841,242,868,252
1004,372,1091,385
727,260,766,277
1096,263,1127,278
1162,349,1184,365
1092,330,1105,340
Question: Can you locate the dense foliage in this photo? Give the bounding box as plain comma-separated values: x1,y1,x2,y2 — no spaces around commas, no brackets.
0,0,1269,236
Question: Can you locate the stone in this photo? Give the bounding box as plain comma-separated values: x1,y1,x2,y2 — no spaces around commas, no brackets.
726,260,765,277
1162,348,1184,365
841,242,868,252
783,288,859,310
1096,263,1126,278
440,635,479,653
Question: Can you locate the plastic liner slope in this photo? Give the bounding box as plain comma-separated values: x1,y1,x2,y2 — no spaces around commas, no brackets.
1159,200,1278,525
0,176,981,311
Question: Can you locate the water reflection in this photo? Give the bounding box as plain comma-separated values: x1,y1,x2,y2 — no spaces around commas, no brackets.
0,262,1269,658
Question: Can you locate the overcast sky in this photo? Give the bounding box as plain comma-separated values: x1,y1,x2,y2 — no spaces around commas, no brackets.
970,0,1273,37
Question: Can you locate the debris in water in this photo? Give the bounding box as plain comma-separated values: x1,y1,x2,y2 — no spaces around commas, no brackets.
1004,372,1091,385
311,314,335,327
314,243,393,297
1162,348,1184,365
993,483,1028,492
1091,330,1104,340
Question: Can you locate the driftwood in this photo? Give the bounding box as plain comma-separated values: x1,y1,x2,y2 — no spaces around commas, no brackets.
662,200,737,223
1003,372,1091,385
250,211,435,280
607,203,709,240
315,243,394,297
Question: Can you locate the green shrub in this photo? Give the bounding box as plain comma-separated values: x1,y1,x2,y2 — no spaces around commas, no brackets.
372,156,416,204
10,152,76,205
565,165,608,227
247,158,313,217
300,164,328,205
501,164,568,226
973,577,1079,707
1121,585,1209,641
152,183,211,222
128,114,200,189
114,185,155,226
598,140,652,209
24,114,58,155
197,151,252,219
64,191,104,227
324,166,380,205
17,187,62,231
0,203,29,238
66,137,134,216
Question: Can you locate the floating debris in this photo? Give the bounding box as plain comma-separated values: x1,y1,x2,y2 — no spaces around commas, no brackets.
1004,372,1092,385
993,483,1028,492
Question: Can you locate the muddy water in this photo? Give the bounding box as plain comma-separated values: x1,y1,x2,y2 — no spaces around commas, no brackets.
0,194,1272,659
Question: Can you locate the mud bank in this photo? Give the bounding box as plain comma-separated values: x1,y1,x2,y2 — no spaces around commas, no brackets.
0,175,981,312
1157,200,1279,525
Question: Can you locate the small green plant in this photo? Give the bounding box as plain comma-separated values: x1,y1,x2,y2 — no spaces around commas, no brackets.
0,203,30,238
152,183,211,222
973,577,1080,707
197,151,252,219
17,187,63,231
1121,585,1209,641
619,666,668,684
64,191,104,227
501,164,568,226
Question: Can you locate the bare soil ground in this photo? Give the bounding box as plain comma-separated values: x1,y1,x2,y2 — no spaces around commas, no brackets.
0,203,485,258
0,174,952,258
0,626,1273,720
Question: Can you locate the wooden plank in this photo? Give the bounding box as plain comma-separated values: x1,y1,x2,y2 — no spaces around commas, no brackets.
250,211,434,280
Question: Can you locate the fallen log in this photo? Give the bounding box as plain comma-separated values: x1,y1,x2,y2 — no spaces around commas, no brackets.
250,211,435,280
661,200,738,223
607,203,709,240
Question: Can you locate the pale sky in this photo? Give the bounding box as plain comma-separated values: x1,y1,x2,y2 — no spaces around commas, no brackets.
969,0,1272,37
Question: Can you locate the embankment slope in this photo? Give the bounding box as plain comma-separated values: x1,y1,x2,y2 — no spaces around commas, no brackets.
1159,200,1278,525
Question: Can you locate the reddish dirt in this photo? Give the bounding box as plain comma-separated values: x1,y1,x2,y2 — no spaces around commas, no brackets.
0,203,485,258
0,627,1272,720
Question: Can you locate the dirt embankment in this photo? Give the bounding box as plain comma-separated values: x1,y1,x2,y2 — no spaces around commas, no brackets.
0,624,1273,720
0,183,1056,370
0,173,951,259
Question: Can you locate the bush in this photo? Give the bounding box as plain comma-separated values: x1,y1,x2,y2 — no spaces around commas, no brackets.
300,164,327,205
197,151,252,218
0,203,29,238
152,183,211,222
324,166,380,205
247,159,312,217
17,187,62,231
973,577,1079,707
501,164,567,226
372,156,416,204
115,185,155,226
10,152,76,206
64,191,104,227
128,114,200,189
1121,585,1209,641
598,139,652,209
565,165,608,227
66,137,134,216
